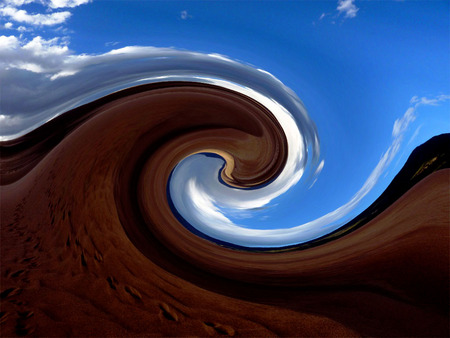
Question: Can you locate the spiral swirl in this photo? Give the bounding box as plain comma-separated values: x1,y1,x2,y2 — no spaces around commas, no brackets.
1,49,448,337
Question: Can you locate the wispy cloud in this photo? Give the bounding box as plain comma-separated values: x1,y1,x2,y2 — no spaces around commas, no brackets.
0,6,72,26
315,1,357,25
17,25,29,32
337,0,359,18
395,95,450,138
180,10,192,20
48,0,91,9
2,0,36,6
105,41,120,47
408,125,422,145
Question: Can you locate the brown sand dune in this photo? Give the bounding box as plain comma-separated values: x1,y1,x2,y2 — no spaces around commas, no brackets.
1,83,449,336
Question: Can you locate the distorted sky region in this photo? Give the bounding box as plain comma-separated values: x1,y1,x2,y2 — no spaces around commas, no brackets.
1,0,449,247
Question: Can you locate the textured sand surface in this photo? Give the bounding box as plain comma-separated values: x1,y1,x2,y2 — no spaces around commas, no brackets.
1,83,448,336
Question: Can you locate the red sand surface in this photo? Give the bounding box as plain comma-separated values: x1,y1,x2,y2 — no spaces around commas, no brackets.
1,83,449,336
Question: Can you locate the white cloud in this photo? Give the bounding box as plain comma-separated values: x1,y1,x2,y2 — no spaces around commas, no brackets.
337,0,359,18
309,159,325,188
15,61,45,72
0,35,20,49
319,13,326,20
0,6,72,26
48,0,91,9
4,22,13,29
188,178,235,228
2,0,36,6
0,0,90,29
23,35,69,55
410,95,419,104
49,69,76,80
0,35,70,74
2,0,90,8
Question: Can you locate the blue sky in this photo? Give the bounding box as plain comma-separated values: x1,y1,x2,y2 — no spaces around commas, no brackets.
1,0,449,246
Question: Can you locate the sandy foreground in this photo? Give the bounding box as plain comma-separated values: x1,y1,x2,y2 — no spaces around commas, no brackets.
1,84,449,336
